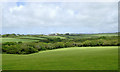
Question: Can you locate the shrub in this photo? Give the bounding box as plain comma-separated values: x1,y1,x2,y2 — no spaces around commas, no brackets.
2,36,119,54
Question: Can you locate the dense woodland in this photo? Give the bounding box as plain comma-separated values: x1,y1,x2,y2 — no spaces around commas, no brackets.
1,33,119,54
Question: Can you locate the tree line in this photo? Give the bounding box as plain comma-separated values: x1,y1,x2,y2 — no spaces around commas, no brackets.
2,36,119,54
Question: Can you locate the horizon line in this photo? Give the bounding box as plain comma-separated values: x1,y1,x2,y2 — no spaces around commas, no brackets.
1,32,119,35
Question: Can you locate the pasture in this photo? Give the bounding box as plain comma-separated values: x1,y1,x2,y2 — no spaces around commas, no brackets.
1,33,118,43
0,38,39,43
2,46,118,70
1,36,66,43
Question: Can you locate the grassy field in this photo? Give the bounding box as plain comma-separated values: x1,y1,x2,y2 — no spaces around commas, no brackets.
0,36,66,43
0,38,39,43
65,33,118,39
1,33,118,43
43,36,66,39
2,46,118,70
19,36,45,39
93,33,118,36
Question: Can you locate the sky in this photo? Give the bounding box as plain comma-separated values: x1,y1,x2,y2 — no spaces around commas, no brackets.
2,2,118,34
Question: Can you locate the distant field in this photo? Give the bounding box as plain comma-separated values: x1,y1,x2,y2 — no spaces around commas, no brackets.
93,33,118,36
0,38,39,43
2,46,118,70
42,36,66,39
1,36,66,43
1,33,118,43
19,36,45,40
62,33,118,39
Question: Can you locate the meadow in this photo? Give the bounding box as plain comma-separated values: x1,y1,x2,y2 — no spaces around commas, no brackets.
0,38,39,43
1,33,118,43
2,46,118,70
1,33,119,70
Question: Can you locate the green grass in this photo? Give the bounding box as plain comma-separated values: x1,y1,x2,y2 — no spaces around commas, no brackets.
43,36,66,39
0,54,1,71
93,33,118,36
1,38,39,43
19,36,45,40
0,36,66,43
2,46,118,70
64,33,118,39
1,33,117,43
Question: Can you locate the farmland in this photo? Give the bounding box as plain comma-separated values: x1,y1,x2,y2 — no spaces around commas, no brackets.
1,33,119,70
2,46,118,70
2,33,119,54
1,38,39,43
0,33,118,43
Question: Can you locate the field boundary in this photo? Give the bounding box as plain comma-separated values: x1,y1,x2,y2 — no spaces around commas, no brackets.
1,70,118,72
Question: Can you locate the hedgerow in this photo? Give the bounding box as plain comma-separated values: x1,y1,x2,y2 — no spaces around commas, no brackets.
2,36,119,54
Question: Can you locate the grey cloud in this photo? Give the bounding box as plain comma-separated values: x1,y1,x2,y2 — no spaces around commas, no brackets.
2,2,118,34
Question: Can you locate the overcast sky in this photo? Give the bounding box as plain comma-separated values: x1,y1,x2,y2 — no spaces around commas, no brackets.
2,2,118,34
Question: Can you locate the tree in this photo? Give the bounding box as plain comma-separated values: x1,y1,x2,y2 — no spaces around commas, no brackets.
65,33,69,35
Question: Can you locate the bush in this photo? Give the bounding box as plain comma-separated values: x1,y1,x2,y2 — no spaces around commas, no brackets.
3,42,17,46
2,36,119,54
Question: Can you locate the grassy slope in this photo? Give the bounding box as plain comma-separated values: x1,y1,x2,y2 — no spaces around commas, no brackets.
0,36,66,43
0,38,39,43
2,46,118,70
43,36,66,39
19,36,45,39
0,33,118,43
